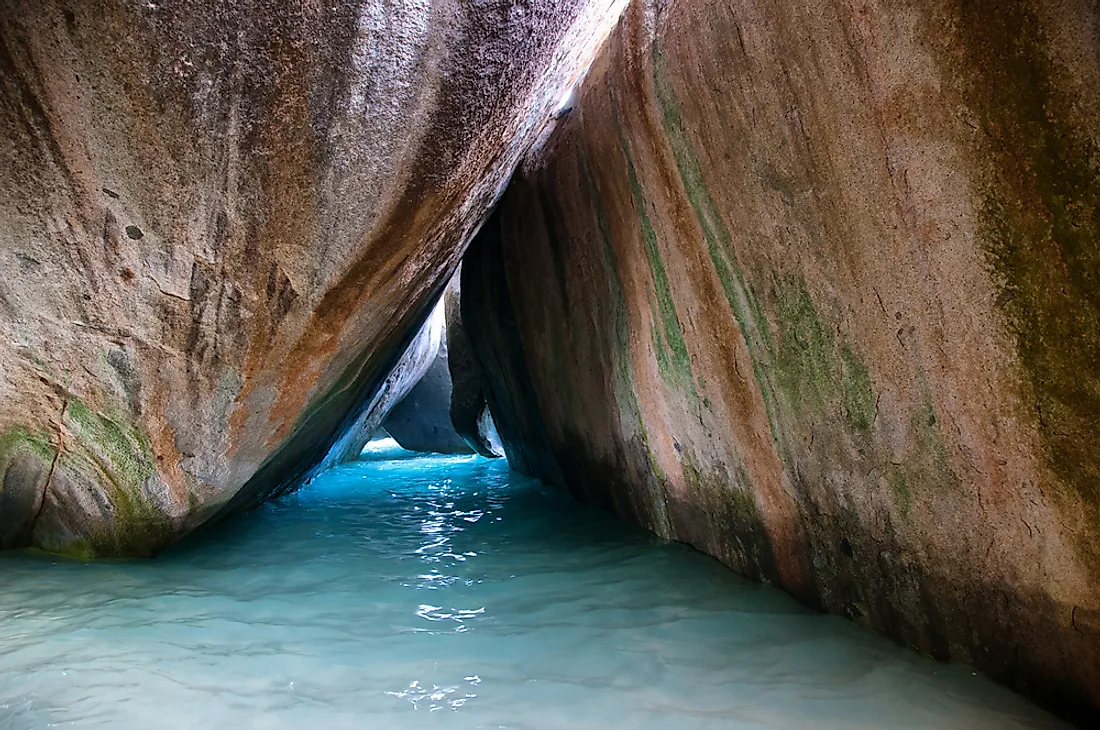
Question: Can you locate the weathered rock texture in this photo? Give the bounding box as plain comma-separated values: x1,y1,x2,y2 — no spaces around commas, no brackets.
383,322,473,456
464,0,1100,721
0,0,624,556
445,272,504,458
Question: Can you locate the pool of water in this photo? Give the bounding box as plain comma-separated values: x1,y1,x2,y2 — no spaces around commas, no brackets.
0,440,1069,729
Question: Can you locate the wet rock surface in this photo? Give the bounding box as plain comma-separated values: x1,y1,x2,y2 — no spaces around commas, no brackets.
463,0,1100,722
0,0,624,556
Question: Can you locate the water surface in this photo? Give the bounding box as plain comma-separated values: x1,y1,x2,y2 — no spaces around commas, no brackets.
0,440,1068,729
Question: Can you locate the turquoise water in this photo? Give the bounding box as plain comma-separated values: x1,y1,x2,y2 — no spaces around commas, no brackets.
0,440,1068,729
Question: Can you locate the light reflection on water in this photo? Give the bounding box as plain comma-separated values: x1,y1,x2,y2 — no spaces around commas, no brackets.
0,440,1070,729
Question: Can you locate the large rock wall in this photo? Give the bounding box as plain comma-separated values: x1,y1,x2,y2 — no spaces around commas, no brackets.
0,0,624,556
466,0,1100,720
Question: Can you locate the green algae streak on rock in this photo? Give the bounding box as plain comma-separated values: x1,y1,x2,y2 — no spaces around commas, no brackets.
463,0,1100,721
0,0,625,557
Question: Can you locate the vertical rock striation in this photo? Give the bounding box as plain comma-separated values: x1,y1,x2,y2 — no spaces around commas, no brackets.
0,0,626,556
445,272,504,458
464,0,1100,721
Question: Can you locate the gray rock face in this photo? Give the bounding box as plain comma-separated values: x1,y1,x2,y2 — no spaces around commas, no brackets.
384,338,473,456
320,298,445,469
0,0,626,556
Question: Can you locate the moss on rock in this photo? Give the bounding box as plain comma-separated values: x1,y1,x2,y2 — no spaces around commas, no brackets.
960,0,1100,577
0,425,56,469
611,95,697,397
773,277,840,420
56,399,173,558
841,345,876,434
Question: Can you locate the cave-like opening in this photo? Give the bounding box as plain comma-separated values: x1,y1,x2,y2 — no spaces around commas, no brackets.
1,0,1097,725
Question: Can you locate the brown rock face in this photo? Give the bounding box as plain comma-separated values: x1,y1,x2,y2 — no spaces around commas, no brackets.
464,0,1100,721
0,0,623,556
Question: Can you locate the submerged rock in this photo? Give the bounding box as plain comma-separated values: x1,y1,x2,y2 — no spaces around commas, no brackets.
463,0,1100,721
0,0,626,556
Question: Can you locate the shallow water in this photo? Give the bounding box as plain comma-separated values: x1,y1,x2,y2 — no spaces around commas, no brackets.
0,440,1069,729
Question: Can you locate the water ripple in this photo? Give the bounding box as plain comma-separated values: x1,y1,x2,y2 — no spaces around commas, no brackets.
0,449,1070,729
